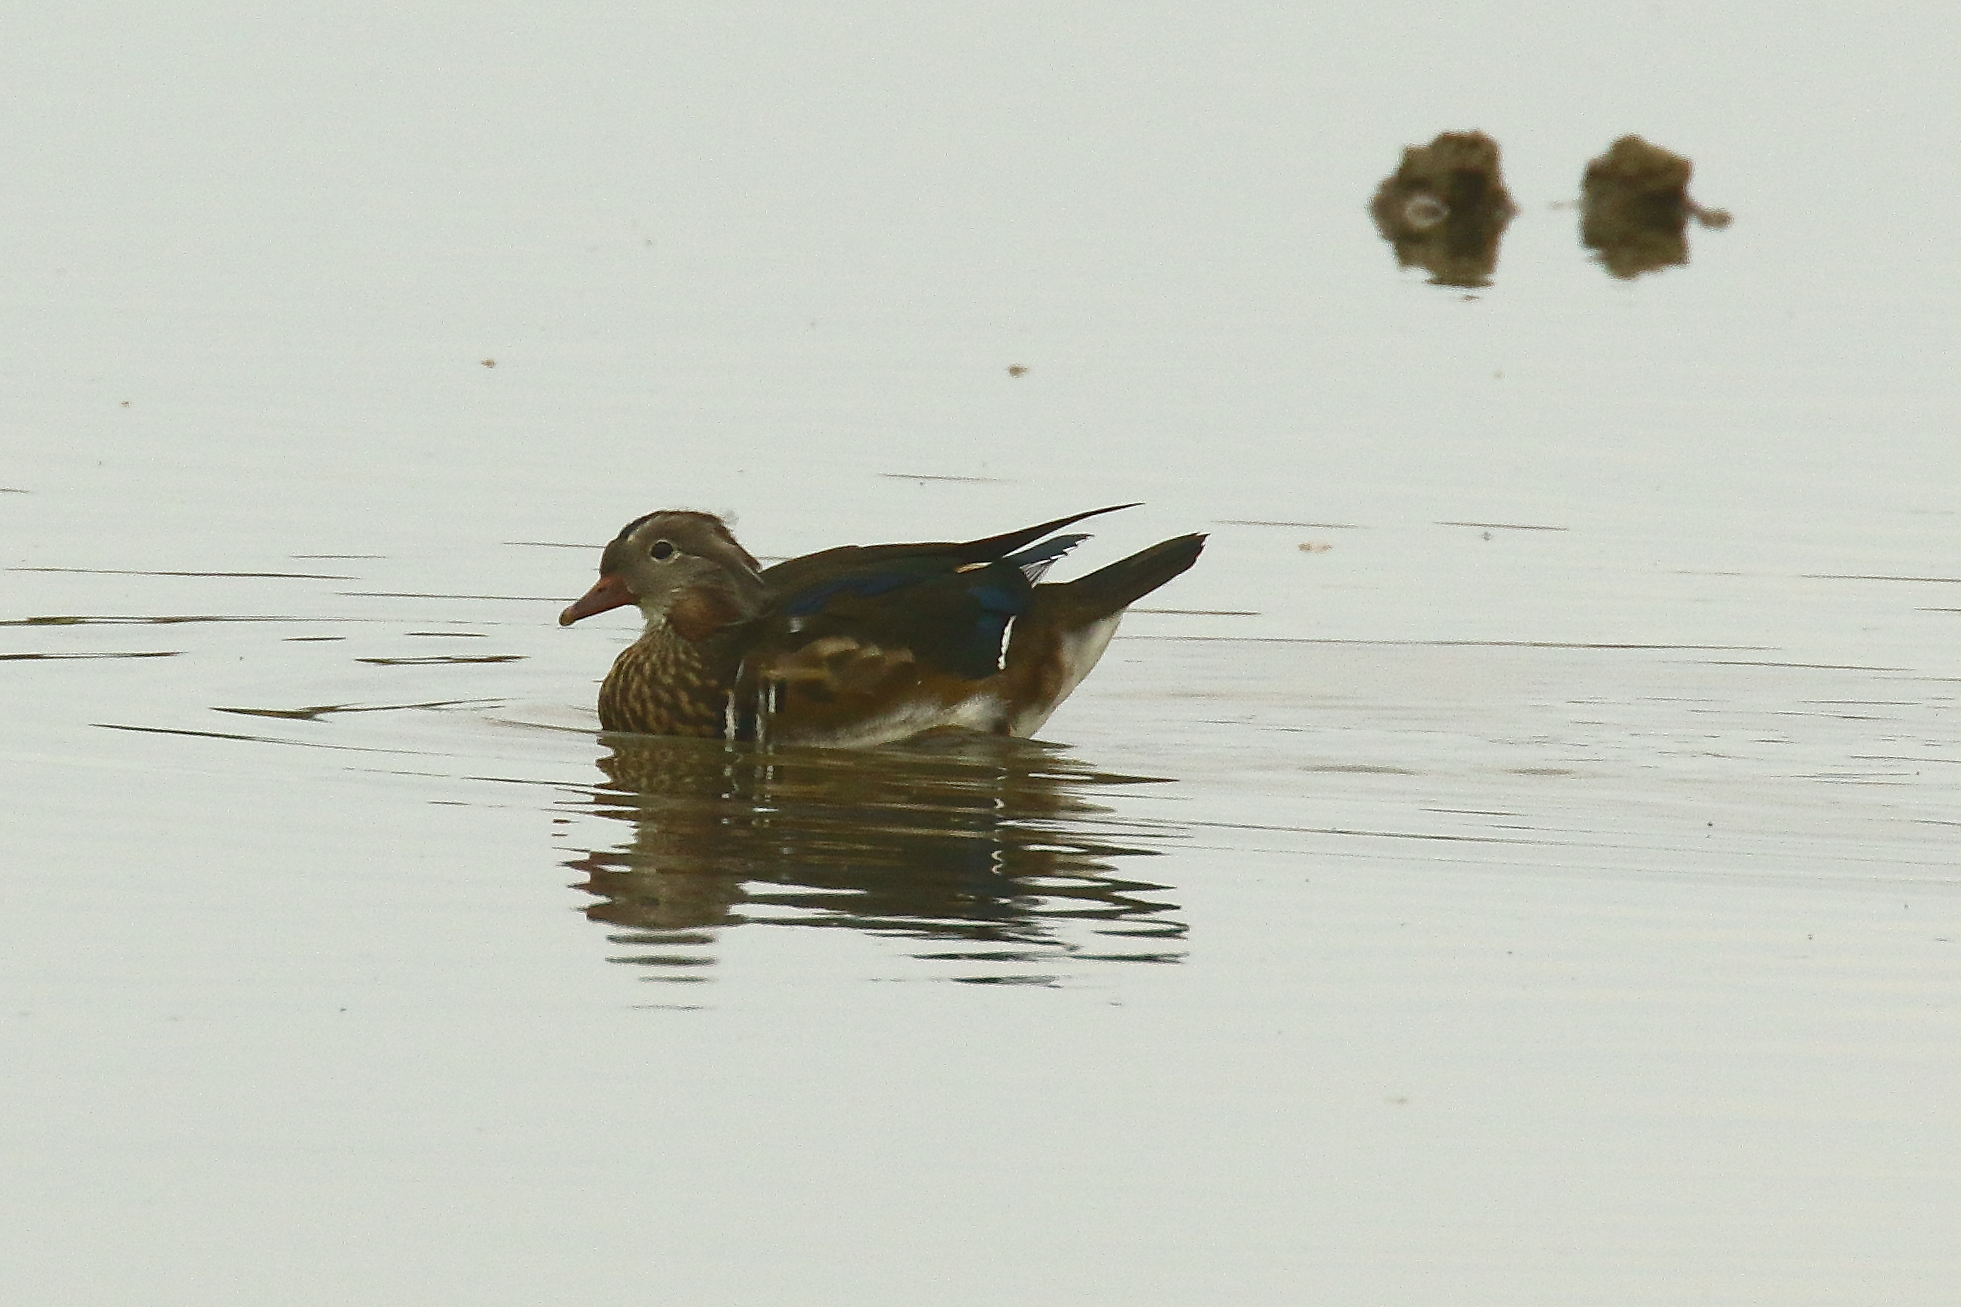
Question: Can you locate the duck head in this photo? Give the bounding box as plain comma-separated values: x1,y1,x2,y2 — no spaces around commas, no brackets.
559,510,764,641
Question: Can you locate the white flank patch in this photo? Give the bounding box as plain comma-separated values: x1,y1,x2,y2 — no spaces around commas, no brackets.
783,691,1006,749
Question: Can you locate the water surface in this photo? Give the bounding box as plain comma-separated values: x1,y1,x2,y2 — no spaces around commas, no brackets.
5,4,1961,1304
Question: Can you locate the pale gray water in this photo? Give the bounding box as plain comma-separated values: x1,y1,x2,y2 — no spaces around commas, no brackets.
5,4,1961,1303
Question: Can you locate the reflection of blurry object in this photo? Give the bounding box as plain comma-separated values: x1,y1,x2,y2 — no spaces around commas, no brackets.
563,731,1187,984
1580,136,1731,279
1369,131,1517,288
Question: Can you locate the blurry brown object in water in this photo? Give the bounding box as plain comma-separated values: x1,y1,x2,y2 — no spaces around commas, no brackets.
1369,130,1517,288
1580,135,1732,279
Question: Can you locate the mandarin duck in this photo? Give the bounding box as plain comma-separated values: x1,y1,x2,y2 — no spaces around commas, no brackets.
559,505,1204,747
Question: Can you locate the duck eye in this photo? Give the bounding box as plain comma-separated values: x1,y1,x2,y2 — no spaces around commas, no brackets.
649,540,676,561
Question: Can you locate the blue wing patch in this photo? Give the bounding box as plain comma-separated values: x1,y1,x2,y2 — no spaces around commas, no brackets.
781,571,920,617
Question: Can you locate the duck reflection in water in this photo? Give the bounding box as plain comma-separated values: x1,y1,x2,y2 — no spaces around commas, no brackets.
564,730,1188,984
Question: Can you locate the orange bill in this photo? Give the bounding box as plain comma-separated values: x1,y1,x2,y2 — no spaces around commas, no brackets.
559,574,634,626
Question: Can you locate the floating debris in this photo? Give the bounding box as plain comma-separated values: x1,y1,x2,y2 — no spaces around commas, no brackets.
357,654,524,665
1,613,299,626
874,472,1010,484
1580,136,1731,279
1,650,179,661
1369,130,1516,288
214,698,493,721
1436,520,1570,532
10,566,352,579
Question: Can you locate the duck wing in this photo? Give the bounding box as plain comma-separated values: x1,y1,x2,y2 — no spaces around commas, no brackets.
750,504,1134,677
758,504,1136,597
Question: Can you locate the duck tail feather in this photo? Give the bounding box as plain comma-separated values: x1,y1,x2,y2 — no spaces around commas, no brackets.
954,504,1138,564
1046,533,1206,618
